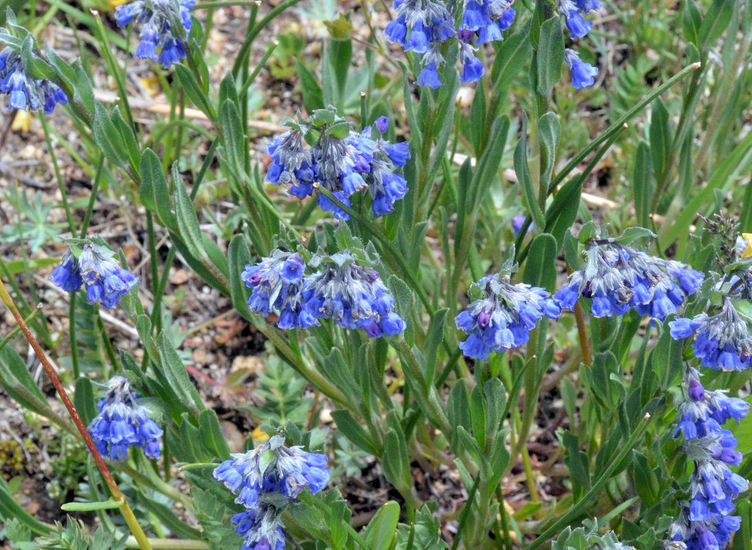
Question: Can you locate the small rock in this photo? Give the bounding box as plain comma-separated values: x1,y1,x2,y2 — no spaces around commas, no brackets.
171,269,190,285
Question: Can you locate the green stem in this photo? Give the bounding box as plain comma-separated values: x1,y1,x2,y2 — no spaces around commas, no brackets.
40,116,75,232
80,157,105,238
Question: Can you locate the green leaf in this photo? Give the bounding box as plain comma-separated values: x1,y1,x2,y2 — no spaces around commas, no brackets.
228,235,253,321
331,410,380,456
220,98,247,176
515,118,546,231
382,428,411,493
74,378,97,426
538,112,560,189
199,409,231,459
61,498,123,512
362,501,400,550
648,98,671,181
93,103,129,169
522,233,558,291
174,64,216,120
535,17,564,97
633,141,653,227
296,59,323,113
699,0,735,44
0,477,53,535
155,330,204,416
139,149,177,231
0,347,48,413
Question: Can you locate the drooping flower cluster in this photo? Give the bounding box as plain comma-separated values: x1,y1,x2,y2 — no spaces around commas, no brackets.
384,0,515,87
670,299,752,371
456,273,560,359
302,250,407,337
242,249,407,338
555,241,704,320
50,241,138,309
669,367,749,550
115,0,196,68
214,434,330,550
241,250,317,330
0,47,68,113
87,376,163,462
266,114,409,219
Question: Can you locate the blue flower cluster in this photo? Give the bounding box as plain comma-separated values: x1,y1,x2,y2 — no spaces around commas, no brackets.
50,242,138,309
384,0,515,87
0,47,68,113
266,116,409,219
214,434,330,550
115,0,195,68
558,0,600,88
669,367,749,550
241,250,316,330
555,242,703,320
670,299,752,371
301,250,407,337
87,376,163,462
456,273,560,359
243,249,406,338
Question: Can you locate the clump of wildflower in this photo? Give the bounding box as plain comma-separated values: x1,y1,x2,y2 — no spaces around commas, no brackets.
670,299,752,371
87,376,163,462
265,112,410,220
555,240,703,320
0,47,68,113
456,273,560,359
50,241,138,309
302,251,406,338
384,0,515,87
214,434,329,549
669,367,749,550
241,250,317,330
115,0,196,68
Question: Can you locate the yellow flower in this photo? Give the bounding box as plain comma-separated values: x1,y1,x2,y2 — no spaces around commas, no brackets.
109,0,127,9
252,426,269,442
11,110,31,132
742,234,752,259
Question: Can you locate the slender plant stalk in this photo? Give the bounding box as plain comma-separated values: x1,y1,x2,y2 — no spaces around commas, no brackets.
0,279,153,550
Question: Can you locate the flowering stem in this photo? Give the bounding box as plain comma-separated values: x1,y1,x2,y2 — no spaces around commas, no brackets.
573,301,592,365
0,278,153,550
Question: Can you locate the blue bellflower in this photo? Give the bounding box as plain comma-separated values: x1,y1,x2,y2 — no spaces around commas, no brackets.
265,117,409,219
50,242,138,309
213,434,330,509
384,0,514,87
241,251,317,330
564,49,598,89
456,273,560,359
670,299,752,371
301,251,407,337
559,0,594,39
231,505,286,550
0,48,68,113
555,241,703,320
87,376,163,462
669,367,749,550
116,0,196,68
